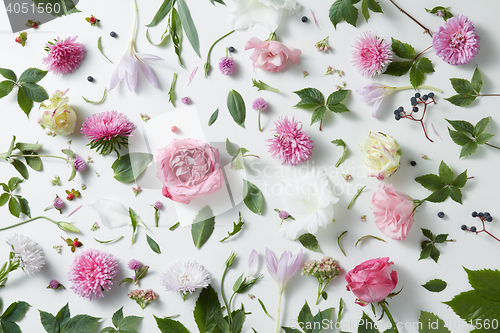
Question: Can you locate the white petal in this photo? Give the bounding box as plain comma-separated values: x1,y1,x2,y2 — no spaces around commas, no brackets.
89,199,130,228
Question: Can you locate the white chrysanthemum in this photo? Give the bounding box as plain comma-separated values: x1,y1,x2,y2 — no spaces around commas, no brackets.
6,234,45,277
160,260,211,295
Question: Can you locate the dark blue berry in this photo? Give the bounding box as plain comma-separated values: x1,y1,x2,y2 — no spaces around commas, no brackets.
395,115,401,121
301,16,308,22
484,212,490,217
415,92,421,98
398,106,404,112
228,46,235,53
87,76,94,82
472,211,477,217
470,226,477,232
422,95,429,101
410,161,416,166
478,212,484,217
410,97,417,103
486,216,493,222
394,110,400,115
110,31,117,37
412,106,419,112
428,92,434,98
438,211,445,218
461,224,467,230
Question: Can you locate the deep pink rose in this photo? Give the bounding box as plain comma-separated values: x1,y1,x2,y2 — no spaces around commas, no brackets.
156,138,224,204
245,37,301,72
372,184,415,240
345,257,398,306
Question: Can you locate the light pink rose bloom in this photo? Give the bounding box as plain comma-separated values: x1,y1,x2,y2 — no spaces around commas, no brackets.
372,184,415,240
245,37,301,72
345,257,398,306
156,139,224,204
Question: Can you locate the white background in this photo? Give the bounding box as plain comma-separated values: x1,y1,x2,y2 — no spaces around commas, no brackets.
0,0,499,332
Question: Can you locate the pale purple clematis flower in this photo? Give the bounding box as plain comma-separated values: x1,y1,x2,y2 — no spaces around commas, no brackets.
109,0,164,92
265,248,302,333
246,249,259,278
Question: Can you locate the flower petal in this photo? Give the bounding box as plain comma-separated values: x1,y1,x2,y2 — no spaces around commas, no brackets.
137,59,160,89
89,199,130,228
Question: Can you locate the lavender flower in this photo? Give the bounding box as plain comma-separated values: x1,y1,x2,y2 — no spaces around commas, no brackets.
128,259,142,271
219,57,235,75
73,155,86,172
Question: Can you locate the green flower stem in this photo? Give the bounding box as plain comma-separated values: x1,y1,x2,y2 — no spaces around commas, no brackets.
204,30,235,77
275,290,283,333
379,301,400,333
154,209,159,227
8,154,68,162
0,215,61,232
395,85,443,93
258,109,262,132
486,142,500,150
220,264,232,323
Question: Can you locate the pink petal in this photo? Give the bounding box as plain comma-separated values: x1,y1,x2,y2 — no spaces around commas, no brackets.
245,38,268,50
371,97,384,117
136,53,165,63
264,248,278,281
137,59,160,89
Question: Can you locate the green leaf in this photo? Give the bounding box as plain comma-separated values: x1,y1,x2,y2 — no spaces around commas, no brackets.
220,212,244,242
446,119,475,134
21,151,42,171
252,79,279,92
445,94,477,107
438,161,454,184
177,0,201,57
1,301,29,322
20,83,48,102
477,133,494,145
0,68,16,81
449,186,462,204
146,0,174,27
99,328,115,333
8,177,22,192
0,183,8,192
355,235,386,247
358,312,380,333
194,285,221,333
170,8,184,68
63,314,100,332
471,67,483,93
383,61,412,76
257,298,272,319
111,153,153,183
452,170,468,188
8,197,20,218
430,245,440,262
460,141,478,158
208,109,219,126
338,298,345,323
415,174,446,191
419,245,432,260
328,103,350,114
119,315,143,330
230,310,244,333
421,228,434,240
443,290,500,323
326,89,349,106
465,268,500,302
331,139,347,168
329,0,359,28
146,234,161,254
112,307,124,328
298,302,314,333
243,180,264,215
391,38,415,59
82,88,108,104
0,81,14,99
97,37,113,63
434,234,448,243
209,0,225,5
225,138,238,157
213,312,230,332
421,239,431,249
168,72,177,107
311,106,326,125
425,188,449,203
169,222,180,231
18,68,48,83
293,88,325,109
18,197,30,218
11,160,28,179
17,86,33,116
410,57,434,90
422,279,447,292
348,185,365,209
450,78,475,95
94,236,124,245
297,233,322,253
418,311,451,333
0,194,8,207
282,328,302,333
191,206,216,249
338,230,348,257
39,310,58,333
474,117,491,137
449,129,473,146
361,0,370,21
55,303,71,329
227,90,246,127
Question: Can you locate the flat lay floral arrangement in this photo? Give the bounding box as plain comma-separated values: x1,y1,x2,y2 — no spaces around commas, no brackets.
0,0,499,332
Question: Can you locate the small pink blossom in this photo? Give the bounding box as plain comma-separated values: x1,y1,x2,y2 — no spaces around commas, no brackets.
245,37,301,72
219,57,235,75
73,155,86,172
181,97,191,105
352,32,392,77
43,36,85,75
128,259,142,271
252,98,267,111
267,116,313,166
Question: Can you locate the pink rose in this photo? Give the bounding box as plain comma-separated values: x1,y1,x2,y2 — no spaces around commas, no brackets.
156,138,224,204
345,257,398,306
372,184,415,240
245,37,301,72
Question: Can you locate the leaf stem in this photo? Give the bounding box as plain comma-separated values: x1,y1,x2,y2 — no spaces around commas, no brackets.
485,143,500,150
477,94,500,97
0,215,59,232
389,0,433,37
9,154,68,162
413,45,434,62
204,30,235,77
379,301,400,333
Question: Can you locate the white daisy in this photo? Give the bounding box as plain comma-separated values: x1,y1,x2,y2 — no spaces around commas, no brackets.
160,260,211,299
6,234,45,277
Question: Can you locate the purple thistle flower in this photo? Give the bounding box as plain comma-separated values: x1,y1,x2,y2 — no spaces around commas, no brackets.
219,57,235,75
279,210,290,220
252,98,268,111
128,259,142,271
267,116,313,165
154,201,162,210
73,155,86,172
181,97,191,105
49,279,60,289
53,196,64,214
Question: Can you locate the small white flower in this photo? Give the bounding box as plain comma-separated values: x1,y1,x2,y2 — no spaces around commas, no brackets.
160,260,211,296
6,234,45,277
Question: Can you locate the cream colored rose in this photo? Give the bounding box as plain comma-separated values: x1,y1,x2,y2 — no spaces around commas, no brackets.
360,132,401,180
38,90,77,136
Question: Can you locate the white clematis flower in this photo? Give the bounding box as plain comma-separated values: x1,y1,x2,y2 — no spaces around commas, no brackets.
228,0,302,32
279,171,339,240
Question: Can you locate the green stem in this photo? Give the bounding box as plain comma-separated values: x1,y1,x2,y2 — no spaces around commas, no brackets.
315,281,323,305
389,0,432,37
275,290,283,333
229,292,236,313
9,154,68,162
486,142,500,150
477,94,500,97
258,109,262,132
413,45,433,61
379,301,400,333
204,30,235,77
395,85,443,93
220,265,232,323
0,216,59,232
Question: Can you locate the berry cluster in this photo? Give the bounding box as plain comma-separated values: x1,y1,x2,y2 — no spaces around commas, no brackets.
394,92,436,142
461,211,499,242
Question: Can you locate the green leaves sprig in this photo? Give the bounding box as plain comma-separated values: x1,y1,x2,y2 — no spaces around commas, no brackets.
383,38,434,89
226,139,258,170
293,88,350,130
445,67,483,107
419,228,453,263
40,303,100,333
0,177,30,218
329,0,383,29
0,301,30,332
415,160,468,204
252,79,279,92
282,301,334,333
0,136,42,179
99,307,142,333
0,67,49,116
220,212,244,242
447,117,497,158
425,6,453,21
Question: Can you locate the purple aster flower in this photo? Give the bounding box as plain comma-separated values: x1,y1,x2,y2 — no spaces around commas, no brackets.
352,32,392,77
73,155,86,172
219,57,235,75
128,259,142,271
267,116,313,166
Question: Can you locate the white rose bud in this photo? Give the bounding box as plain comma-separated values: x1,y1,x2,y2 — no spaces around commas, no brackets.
38,90,77,136
360,132,401,180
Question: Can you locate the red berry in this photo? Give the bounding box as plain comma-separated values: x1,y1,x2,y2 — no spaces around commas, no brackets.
15,37,20,43
73,240,80,247
89,17,96,23
32,22,38,28
67,193,75,200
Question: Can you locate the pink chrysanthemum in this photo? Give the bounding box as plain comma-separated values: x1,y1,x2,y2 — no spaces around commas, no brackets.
432,15,480,65
68,248,118,300
352,32,392,77
219,57,235,75
81,111,134,155
267,116,313,166
43,36,85,75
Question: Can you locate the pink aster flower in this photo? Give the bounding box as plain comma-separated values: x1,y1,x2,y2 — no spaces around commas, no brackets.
43,36,85,75
68,248,118,300
432,15,480,65
81,111,134,155
267,116,313,165
352,32,392,77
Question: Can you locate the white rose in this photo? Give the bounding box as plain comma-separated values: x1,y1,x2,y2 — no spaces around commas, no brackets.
360,132,401,180
38,90,77,136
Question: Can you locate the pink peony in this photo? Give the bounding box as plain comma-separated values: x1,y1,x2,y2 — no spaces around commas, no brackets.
352,32,392,77
345,257,398,306
156,139,224,204
372,184,415,240
43,36,85,75
432,15,480,65
245,37,301,72
267,116,313,165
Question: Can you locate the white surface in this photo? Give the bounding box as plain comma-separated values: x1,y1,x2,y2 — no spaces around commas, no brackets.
0,1,499,332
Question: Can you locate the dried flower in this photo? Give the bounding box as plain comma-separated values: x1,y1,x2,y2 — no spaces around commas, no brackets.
62,236,82,253
132,186,141,197
343,174,353,182
267,116,313,166
51,175,61,186
315,36,330,52
65,188,80,201
302,71,309,77
302,256,341,304
81,184,87,190
53,195,64,213
219,57,235,75
352,32,392,77
160,260,211,300
128,289,159,309
53,245,62,253
47,279,65,289
140,113,150,122
15,32,27,47
43,36,85,75
181,97,191,105
325,66,335,75
6,234,45,277
87,156,94,163
73,155,86,172
422,154,431,160
85,15,100,26
90,222,99,231
128,259,142,271
361,215,367,222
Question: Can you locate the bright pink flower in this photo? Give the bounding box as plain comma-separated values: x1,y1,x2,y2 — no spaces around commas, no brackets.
156,139,224,204
68,248,118,300
81,111,134,142
352,32,392,77
433,15,480,65
245,38,301,72
345,257,398,306
372,184,415,240
267,116,313,165
43,36,85,75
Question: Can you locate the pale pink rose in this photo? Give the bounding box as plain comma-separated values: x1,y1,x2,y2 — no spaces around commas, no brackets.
345,257,398,306
156,139,224,204
245,37,301,72
372,184,415,240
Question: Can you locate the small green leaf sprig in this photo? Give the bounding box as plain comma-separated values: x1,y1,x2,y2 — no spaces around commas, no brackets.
425,6,453,21
394,91,437,142
0,67,49,116
40,303,99,333
0,301,30,331
419,228,454,263
329,0,383,29
447,117,500,157
120,260,149,286
100,307,142,333
445,67,491,107
0,177,30,218
220,212,244,242
281,301,334,332
293,87,350,131
226,138,259,170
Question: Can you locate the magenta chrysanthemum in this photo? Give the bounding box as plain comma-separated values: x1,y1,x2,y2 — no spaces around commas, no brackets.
219,57,235,75
352,32,392,77
267,116,313,166
68,248,118,300
432,15,480,65
43,36,85,75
